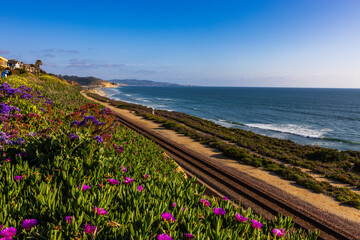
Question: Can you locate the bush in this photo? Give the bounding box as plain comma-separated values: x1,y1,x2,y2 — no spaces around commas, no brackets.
354,161,360,173
223,146,249,160
306,148,348,162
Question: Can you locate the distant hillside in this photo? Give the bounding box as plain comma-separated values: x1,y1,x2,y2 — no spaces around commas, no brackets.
110,79,181,87
62,75,119,88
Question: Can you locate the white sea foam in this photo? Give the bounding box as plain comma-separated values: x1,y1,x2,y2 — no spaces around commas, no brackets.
209,119,243,128
245,123,331,138
156,98,173,101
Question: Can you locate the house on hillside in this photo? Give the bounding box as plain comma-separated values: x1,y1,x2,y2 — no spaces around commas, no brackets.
24,64,39,73
0,56,8,68
7,59,24,69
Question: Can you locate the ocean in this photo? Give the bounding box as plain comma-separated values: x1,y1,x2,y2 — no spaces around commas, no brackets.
102,86,360,151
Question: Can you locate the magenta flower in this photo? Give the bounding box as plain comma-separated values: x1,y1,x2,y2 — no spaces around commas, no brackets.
138,185,143,192
161,212,175,222
0,227,17,238
223,196,228,201
65,216,73,224
84,224,97,234
21,219,38,230
108,178,119,185
124,177,134,185
172,202,176,208
93,206,108,215
78,184,91,191
122,167,127,172
272,228,286,237
185,233,194,239
143,174,149,178
251,219,263,229
182,207,185,212
235,213,248,222
200,199,211,207
157,233,173,240
213,207,226,215
13,175,22,181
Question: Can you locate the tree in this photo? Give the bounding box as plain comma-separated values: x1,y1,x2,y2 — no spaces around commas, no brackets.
35,60,42,68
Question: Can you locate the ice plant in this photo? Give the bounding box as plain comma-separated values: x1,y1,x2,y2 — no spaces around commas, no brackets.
213,207,226,215
200,199,211,207
157,233,173,240
272,228,286,237
251,219,263,229
21,219,38,230
161,212,175,222
108,178,119,185
124,177,134,185
84,224,97,234
172,202,176,208
223,196,228,201
235,213,248,222
65,216,73,224
185,233,194,239
93,206,108,215
143,174,149,179
78,184,91,191
137,185,143,192
13,175,22,181
0,227,17,238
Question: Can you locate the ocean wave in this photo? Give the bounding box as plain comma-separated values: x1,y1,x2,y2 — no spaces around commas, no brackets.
322,137,360,145
245,123,331,139
210,119,243,128
155,97,173,101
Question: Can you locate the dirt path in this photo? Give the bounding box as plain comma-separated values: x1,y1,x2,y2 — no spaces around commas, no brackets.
82,91,360,225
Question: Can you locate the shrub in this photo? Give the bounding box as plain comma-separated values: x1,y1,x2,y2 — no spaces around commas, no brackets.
306,148,348,162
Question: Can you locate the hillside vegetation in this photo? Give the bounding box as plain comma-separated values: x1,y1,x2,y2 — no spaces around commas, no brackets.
0,73,320,239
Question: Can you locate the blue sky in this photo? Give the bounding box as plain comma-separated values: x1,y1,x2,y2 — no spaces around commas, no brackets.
1,0,360,87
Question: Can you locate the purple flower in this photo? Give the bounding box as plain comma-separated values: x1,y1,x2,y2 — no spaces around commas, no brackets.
172,202,176,208
108,178,119,185
223,196,228,201
69,133,79,140
0,227,17,238
200,199,211,207
70,121,80,127
272,228,286,237
157,233,173,240
161,212,175,222
65,216,73,224
84,224,97,234
213,207,226,215
235,213,248,222
13,175,22,181
78,184,91,191
251,219,263,229
93,135,103,143
185,233,194,239
21,219,38,230
93,206,108,215
138,185,143,192
182,207,185,212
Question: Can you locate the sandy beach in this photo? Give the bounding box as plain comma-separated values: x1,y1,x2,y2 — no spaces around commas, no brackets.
82,88,360,226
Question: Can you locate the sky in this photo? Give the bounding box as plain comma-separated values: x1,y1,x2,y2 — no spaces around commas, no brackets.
1,0,360,87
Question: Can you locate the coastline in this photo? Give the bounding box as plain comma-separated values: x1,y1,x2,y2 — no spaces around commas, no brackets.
82,87,360,229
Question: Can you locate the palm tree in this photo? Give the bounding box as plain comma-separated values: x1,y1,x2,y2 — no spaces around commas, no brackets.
35,60,42,68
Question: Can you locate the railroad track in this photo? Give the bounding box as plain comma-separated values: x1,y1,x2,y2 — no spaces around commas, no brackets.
83,92,356,240
111,112,356,240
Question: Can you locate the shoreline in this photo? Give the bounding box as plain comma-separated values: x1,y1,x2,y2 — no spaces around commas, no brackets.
82,88,360,230
88,86,360,152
